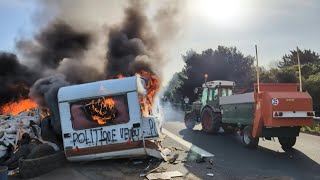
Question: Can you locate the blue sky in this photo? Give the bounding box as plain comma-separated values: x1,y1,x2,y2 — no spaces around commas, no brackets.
0,0,36,52
0,0,319,82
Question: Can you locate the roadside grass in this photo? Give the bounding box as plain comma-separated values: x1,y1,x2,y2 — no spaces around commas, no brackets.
301,121,320,136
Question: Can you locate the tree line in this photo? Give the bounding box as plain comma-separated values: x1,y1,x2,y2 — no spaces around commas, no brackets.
164,46,320,116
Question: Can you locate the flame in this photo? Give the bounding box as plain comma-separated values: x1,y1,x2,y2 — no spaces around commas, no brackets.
116,74,126,79
112,71,159,117
0,99,38,115
137,70,160,117
86,97,116,125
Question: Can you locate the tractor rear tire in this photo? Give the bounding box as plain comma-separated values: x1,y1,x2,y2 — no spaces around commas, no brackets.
242,125,259,149
184,112,196,130
201,107,221,133
278,137,296,151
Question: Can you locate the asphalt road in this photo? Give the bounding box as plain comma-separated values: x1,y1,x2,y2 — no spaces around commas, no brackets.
163,118,320,180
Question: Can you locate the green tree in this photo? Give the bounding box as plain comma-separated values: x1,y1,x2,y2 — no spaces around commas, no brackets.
175,46,254,101
278,49,320,68
277,48,320,115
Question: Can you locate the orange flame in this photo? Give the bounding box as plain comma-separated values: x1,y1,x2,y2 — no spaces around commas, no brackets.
87,97,115,125
137,70,160,117
0,99,38,115
116,74,126,79
113,71,159,117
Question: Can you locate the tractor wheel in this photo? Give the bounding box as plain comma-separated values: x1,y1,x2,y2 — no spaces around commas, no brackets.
278,137,296,151
184,112,196,130
242,125,259,149
201,107,221,133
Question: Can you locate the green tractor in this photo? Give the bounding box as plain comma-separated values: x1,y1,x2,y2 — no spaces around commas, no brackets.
184,76,314,150
184,80,237,133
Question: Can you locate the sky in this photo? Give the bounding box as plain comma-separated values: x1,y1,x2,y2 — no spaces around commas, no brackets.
0,0,319,84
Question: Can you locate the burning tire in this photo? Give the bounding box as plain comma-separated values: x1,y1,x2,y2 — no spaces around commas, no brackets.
19,151,66,178
184,112,196,130
278,137,296,151
201,107,221,133
242,125,259,149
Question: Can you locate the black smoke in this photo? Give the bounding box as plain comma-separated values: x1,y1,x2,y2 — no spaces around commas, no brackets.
0,0,182,135
29,74,70,135
106,1,159,78
0,52,40,105
17,21,92,70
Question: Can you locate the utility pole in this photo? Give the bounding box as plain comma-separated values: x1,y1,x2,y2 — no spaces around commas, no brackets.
297,46,302,92
255,45,260,93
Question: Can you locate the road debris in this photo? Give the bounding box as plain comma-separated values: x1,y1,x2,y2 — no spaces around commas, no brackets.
207,173,214,177
196,157,206,163
161,148,172,157
133,160,143,165
168,154,179,164
146,171,183,180
0,108,59,170
209,157,214,165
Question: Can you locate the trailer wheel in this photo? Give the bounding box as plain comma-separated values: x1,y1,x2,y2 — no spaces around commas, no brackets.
201,107,221,133
278,137,296,151
242,126,259,149
184,112,196,130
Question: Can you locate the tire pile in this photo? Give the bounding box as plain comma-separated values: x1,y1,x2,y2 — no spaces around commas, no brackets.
0,108,63,177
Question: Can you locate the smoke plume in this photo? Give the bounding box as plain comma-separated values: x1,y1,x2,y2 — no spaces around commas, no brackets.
0,0,184,133
0,52,39,104
29,74,70,134
106,1,158,77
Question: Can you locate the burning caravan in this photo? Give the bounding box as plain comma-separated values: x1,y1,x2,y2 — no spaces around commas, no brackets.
57,76,162,161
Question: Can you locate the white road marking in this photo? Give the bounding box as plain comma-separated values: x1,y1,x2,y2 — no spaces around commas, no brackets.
162,128,214,158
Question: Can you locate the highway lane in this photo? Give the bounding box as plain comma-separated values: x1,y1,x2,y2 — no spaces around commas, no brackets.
163,120,320,180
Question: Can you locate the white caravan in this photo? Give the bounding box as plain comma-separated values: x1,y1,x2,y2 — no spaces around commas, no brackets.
57,76,162,161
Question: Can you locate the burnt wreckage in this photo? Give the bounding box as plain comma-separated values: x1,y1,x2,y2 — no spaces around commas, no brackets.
0,75,163,178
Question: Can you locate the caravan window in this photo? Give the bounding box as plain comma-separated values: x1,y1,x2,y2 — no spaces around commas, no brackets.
70,94,129,130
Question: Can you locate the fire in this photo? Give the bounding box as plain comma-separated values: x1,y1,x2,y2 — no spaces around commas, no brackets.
113,71,159,117
0,99,38,115
86,97,116,125
137,70,160,117
116,74,125,79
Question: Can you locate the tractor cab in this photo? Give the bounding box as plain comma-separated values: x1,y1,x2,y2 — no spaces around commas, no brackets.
198,80,235,106
190,80,235,120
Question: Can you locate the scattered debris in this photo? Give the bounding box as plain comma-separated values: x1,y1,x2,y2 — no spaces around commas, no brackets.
146,166,167,175
184,164,192,168
144,164,151,171
161,148,172,157
146,171,183,180
7,168,17,176
0,108,59,170
207,173,214,177
209,158,214,165
196,157,206,163
168,154,179,164
133,160,143,165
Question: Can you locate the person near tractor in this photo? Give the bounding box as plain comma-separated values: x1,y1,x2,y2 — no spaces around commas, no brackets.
183,96,189,111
